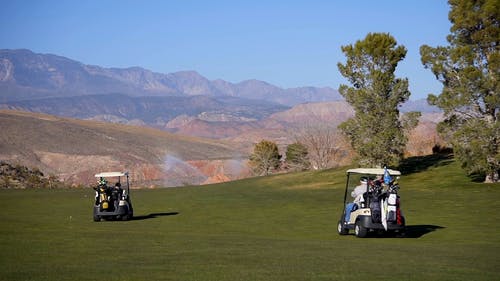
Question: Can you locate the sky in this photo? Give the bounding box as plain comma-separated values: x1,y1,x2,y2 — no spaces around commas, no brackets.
0,0,452,100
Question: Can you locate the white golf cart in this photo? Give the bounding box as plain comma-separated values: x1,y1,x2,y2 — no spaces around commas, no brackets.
93,172,133,221
337,168,406,238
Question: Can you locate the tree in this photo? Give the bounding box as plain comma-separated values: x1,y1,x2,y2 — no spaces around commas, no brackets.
420,0,499,182
249,140,281,176
294,124,347,170
337,33,420,167
285,142,310,171
1,175,11,189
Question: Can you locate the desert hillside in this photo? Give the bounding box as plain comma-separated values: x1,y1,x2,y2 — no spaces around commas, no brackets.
222,102,443,157
0,49,445,187
0,110,247,187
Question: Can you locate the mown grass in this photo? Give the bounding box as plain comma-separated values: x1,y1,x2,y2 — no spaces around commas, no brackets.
1,156,499,281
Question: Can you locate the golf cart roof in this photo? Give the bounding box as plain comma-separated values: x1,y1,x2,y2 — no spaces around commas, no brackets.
94,172,128,178
346,168,401,176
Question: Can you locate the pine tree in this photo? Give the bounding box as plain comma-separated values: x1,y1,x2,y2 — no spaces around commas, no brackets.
285,142,310,171
338,33,420,167
420,0,499,182
249,140,281,176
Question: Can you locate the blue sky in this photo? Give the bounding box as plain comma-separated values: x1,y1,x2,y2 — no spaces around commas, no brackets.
0,0,451,100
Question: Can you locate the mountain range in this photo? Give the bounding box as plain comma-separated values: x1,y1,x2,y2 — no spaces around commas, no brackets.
0,49,343,106
0,49,443,186
0,49,439,130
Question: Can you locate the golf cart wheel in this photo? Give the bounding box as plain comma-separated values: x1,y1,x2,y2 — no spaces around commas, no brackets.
395,227,406,238
337,221,349,235
354,221,368,238
93,215,101,222
121,211,133,221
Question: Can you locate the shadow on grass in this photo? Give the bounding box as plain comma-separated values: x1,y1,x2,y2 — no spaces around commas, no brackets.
398,154,454,175
354,224,445,238
132,212,179,221
403,224,445,238
468,172,486,183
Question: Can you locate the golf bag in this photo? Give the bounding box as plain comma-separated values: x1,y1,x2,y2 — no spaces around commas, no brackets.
368,182,383,223
95,184,110,211
386,193,397,222
370,200,381,223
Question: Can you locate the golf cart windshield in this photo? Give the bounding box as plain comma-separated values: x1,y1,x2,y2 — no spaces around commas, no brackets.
344,168,401,197
95,172,128,178
94,172,130,190
346,168,401,176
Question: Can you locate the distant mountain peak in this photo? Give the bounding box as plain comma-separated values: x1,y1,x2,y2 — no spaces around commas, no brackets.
172,70,203,76
0,48,343,105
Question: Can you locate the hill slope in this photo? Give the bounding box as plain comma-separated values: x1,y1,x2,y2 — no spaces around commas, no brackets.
0,110,246,186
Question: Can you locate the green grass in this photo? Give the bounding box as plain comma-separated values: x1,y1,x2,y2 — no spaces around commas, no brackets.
1,156,499,281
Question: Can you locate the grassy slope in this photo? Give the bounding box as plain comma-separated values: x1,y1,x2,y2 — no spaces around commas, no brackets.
0,157,499,281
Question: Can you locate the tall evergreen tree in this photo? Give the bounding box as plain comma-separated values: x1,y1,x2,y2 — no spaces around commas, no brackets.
249,140,281,176
420,0,499,182
285,142,310,171
338,33,420,167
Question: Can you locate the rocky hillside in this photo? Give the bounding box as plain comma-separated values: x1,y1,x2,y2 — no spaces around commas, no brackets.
166,101,443,158
266,101,355,126
0,110,247,187
0,161,66,189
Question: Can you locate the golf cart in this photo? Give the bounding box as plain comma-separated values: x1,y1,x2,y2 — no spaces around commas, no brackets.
93,172,133,221
337,168,406,238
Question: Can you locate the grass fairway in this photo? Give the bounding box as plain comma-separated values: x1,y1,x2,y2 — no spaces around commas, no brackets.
1,156,499,281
